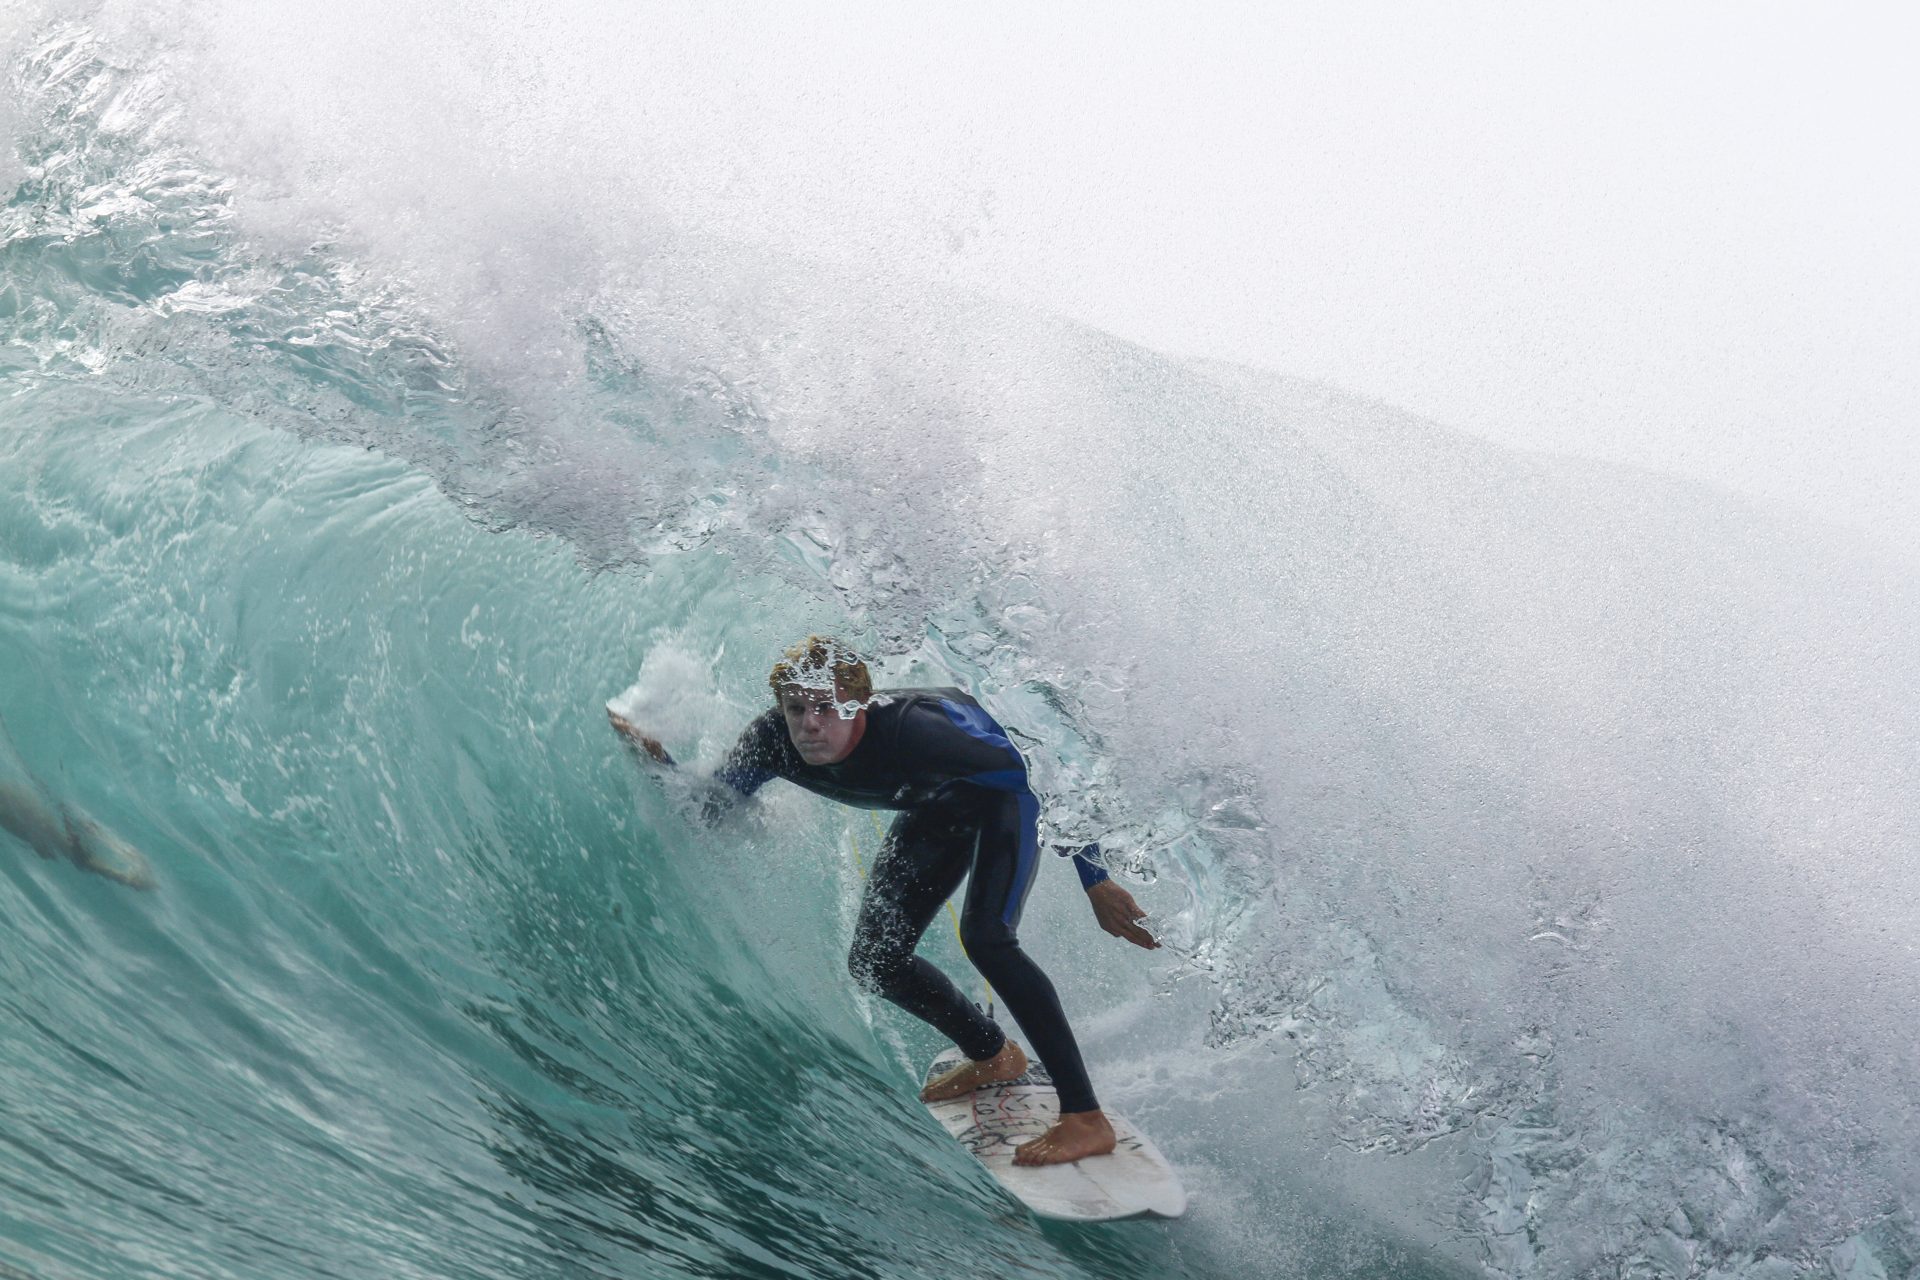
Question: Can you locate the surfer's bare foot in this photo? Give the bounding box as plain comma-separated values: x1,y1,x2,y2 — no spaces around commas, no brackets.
920,1039,1028,1102
1013,1109,1117,1166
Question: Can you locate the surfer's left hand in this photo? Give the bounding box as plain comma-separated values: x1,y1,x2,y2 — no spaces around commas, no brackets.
1087,880,1158,949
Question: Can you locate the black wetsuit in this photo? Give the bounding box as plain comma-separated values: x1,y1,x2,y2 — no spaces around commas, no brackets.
709,687,1106,1114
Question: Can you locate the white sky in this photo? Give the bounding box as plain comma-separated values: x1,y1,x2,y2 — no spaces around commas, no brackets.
174,0,1920,557
614,2,1920,556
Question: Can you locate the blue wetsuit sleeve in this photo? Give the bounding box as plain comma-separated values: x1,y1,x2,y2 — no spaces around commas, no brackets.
694,712,783,821
1066,843,1110,889
914,698,1033,794
897,697,1115,892
915,699,1113,892
713,711,782,795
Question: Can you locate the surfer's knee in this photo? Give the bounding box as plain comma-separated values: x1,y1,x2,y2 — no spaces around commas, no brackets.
847,940,906,995
958,922,1021,977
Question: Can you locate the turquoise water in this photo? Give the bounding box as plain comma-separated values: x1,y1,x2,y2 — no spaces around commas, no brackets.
7,12,1920,1280
0,404,1212,1280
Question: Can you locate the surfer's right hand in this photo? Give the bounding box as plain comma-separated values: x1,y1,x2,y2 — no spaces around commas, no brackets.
1087,880,1159,949
607,709,673,765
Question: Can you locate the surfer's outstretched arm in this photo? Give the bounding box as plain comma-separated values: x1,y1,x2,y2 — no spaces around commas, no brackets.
607,710,675,765
608,707,784,823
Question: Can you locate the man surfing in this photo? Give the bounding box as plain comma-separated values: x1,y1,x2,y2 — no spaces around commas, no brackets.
609,636,1156,1166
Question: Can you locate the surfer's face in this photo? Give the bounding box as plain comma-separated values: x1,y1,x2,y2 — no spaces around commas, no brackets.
779,684,866,766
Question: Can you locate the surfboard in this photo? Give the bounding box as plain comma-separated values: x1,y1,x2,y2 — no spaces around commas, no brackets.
921,1047,1188,1221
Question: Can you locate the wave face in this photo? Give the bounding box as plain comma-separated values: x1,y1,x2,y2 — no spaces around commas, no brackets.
5,11,1920,1280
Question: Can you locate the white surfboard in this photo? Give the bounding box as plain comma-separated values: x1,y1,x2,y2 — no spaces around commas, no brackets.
921,1047,1188,1221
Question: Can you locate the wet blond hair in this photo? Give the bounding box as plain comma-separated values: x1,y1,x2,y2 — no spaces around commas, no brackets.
768,635,873,707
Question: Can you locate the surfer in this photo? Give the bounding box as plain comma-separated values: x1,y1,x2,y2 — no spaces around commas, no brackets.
610,636,1156,1166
